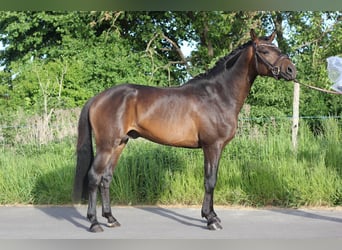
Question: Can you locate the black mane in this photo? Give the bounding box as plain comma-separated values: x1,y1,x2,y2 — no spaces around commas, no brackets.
186,40,253,84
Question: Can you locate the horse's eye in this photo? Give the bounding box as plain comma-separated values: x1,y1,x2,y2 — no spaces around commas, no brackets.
262,50,269,55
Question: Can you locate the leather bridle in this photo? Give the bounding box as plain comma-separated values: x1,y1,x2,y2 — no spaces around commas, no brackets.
253,43,290,79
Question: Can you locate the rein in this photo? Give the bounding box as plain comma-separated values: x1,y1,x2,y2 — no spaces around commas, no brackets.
293,79,342,95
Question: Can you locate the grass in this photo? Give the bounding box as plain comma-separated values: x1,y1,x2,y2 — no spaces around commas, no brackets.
0,141,75,204
0,118,341,207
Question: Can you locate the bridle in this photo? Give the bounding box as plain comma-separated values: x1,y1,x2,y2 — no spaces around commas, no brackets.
253,42,290,79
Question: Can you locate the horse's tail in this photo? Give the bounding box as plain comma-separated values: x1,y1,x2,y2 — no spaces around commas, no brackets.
72,98,94,203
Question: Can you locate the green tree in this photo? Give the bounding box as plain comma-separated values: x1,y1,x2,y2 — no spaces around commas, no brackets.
0,11,340,121
0,11,174,115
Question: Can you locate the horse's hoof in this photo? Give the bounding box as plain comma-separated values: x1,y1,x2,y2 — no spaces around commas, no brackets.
207,217,223,231
208,221,223,231
89,223,104,233
107,220,121,228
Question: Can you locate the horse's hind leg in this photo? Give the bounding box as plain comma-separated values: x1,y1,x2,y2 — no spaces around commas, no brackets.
100,167,120,228
87,148,113,232
100,143,126,228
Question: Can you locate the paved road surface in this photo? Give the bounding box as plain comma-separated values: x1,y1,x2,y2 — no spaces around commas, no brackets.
0,205,341,239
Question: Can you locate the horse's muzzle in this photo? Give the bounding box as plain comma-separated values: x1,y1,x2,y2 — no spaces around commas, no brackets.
280,61,297,81
286,64,297,80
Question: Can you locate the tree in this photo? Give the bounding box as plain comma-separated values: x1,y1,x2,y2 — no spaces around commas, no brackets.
0,11,174,115
0,11,340,122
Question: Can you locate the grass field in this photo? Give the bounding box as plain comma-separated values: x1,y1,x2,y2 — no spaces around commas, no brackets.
0,118,341,207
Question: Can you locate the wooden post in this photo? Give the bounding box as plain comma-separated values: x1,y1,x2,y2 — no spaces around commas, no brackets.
292,81,300,150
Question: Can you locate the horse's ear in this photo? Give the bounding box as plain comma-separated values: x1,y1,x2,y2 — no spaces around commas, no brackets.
269,30,276,42
250,29,258,41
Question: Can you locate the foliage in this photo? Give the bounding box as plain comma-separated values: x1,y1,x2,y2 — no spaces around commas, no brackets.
0,11,341,123
0,11,173,117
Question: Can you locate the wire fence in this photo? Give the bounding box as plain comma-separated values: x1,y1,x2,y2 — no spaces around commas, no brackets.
0,107,340,147
239,115,342,121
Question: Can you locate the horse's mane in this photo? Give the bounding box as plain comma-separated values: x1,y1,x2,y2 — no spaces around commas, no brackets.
186,40,253,84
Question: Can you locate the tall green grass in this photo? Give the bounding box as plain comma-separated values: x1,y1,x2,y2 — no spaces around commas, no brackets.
0,141,75,204
0,118,341,207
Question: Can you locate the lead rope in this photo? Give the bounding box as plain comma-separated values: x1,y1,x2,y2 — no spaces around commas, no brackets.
293,79,342,95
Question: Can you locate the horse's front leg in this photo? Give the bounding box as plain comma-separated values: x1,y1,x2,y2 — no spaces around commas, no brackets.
201,144,223,230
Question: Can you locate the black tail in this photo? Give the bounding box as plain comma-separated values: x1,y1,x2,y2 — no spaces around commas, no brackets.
73,98,94,203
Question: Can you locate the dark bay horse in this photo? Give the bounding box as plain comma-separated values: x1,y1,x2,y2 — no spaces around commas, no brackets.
73,29,296,232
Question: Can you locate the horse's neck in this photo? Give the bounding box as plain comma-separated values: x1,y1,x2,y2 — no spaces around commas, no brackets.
219,47,257,113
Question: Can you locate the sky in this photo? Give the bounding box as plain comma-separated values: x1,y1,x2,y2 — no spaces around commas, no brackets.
180,41,196,58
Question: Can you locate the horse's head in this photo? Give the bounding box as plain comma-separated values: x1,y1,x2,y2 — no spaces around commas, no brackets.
250,29,296,81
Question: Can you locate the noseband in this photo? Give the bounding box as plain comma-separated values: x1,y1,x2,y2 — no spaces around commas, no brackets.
253,43,289,79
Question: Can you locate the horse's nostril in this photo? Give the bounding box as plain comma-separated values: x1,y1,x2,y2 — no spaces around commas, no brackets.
286,65,297,79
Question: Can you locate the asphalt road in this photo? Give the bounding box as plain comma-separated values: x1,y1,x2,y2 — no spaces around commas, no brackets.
0,205,341,239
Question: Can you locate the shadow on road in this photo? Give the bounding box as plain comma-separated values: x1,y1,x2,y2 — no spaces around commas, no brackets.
137,206,207,229
35,206,89,231
269,208,342,224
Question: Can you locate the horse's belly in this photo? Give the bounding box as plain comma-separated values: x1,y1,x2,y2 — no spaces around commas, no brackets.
133,119,199,148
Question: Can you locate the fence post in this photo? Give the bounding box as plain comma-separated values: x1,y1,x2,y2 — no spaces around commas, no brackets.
292,81,300,150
